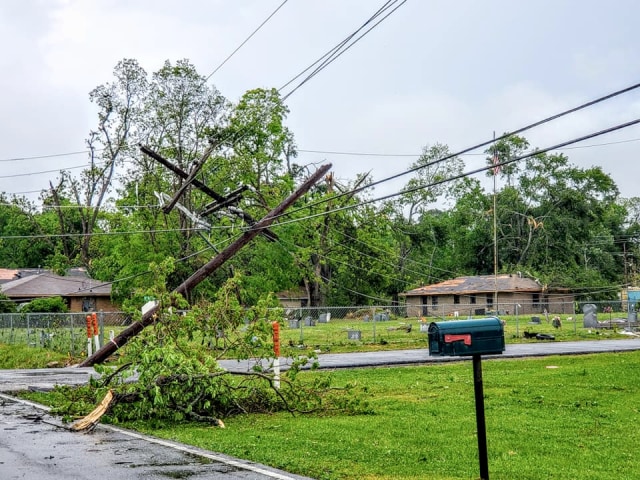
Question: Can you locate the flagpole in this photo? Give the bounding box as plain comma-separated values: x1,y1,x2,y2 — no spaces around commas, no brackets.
493,132,498,313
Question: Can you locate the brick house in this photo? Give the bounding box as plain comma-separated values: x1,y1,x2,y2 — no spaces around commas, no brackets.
401,273,574,317
0,269,117,312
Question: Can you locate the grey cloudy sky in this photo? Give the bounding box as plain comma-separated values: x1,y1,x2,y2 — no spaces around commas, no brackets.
1,0,639,203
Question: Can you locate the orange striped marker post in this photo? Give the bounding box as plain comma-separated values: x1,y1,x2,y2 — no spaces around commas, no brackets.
91,313,100,351
272,321,281,389
86,315,93,357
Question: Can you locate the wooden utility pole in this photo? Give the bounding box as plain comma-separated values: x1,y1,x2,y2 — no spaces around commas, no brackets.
139,145,277,241
80,163,332,366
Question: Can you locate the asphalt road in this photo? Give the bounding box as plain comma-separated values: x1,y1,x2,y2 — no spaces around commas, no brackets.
217,337,640,372
0,394,313,480
2,338,640,479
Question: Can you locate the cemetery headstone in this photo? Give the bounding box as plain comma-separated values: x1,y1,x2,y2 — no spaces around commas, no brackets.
582,304,597,328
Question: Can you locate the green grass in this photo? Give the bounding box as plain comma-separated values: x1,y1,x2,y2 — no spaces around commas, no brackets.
23,350,640,480
0,343,73,369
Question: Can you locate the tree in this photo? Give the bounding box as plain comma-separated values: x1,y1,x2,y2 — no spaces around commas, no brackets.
53,265,367,426
485,134,529,187
399,143,464,222
49,59,148,270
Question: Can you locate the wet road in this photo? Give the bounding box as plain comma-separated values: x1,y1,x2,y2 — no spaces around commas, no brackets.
0,395,313,480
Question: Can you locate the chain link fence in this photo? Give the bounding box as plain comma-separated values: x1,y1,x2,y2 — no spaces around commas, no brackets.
0,312,131,355
280,301,634,322
1,300,634,354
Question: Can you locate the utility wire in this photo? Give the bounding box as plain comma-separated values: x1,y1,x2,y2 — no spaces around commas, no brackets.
280,0,406,101
205,0,290,81
0,2,403,168
4,120,640,241
265,117,640,229
0,150,89,163
279,0,397,92
0,226,213,240
275,81,640,220
6,130,639,168
0,165,86,178
297,135,640,157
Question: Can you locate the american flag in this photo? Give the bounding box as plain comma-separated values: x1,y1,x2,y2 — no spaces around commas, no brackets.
492,152,500,175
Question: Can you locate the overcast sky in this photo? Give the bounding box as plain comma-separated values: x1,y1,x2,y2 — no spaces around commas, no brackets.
2,0,640,204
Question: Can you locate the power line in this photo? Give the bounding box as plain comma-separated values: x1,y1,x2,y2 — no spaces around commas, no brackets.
266,117,640,229
280,0,407,101
205,0,290,81
276,81,640,220
0,150,89,163
0,226,214,240
279,0,397,92
297,136,640,158
0,164,87,179
5,131,639,168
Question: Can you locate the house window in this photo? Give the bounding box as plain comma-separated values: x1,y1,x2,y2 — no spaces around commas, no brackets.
532,293,540,309
421,296,429,316
486,293,493,307
470,294,476,305
432,296,438,310
453,295,460,305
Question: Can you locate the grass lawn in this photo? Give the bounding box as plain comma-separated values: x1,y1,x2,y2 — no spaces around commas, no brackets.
23,350,640,480
0,343,73,369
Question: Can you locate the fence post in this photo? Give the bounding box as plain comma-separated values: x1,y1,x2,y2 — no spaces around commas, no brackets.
99,311,105,348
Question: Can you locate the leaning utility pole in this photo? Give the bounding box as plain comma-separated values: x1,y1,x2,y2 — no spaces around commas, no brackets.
80,163,332,367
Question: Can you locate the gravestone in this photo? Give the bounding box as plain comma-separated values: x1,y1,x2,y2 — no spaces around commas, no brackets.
582,304,597,328
288,319,300,329
318,313,331,323
347,329,361,340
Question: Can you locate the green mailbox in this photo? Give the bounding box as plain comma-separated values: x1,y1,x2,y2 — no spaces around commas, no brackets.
428,318,505,356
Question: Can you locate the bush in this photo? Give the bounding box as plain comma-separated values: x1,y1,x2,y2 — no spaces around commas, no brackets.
20,297,69,313
0,293,17,313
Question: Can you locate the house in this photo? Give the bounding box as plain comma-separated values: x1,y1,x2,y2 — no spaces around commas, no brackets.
401,273,574,317
276,287,308,309
0,268,117,312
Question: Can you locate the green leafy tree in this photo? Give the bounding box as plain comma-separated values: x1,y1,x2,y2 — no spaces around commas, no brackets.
399,143,465,222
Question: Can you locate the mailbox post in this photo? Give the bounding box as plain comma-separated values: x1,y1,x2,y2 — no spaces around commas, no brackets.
428,318,505,480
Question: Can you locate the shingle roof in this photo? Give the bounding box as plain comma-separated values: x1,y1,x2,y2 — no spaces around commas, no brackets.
1,273,111,299
0,269,19,282
402,274,541,296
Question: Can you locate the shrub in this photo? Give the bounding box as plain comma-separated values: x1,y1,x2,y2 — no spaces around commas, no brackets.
0,293,17,313
20,296,69,313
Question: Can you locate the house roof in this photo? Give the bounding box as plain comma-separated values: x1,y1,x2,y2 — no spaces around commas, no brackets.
0,269,20,283
276,287,307,300
1,273,111,299
402,274,541,296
